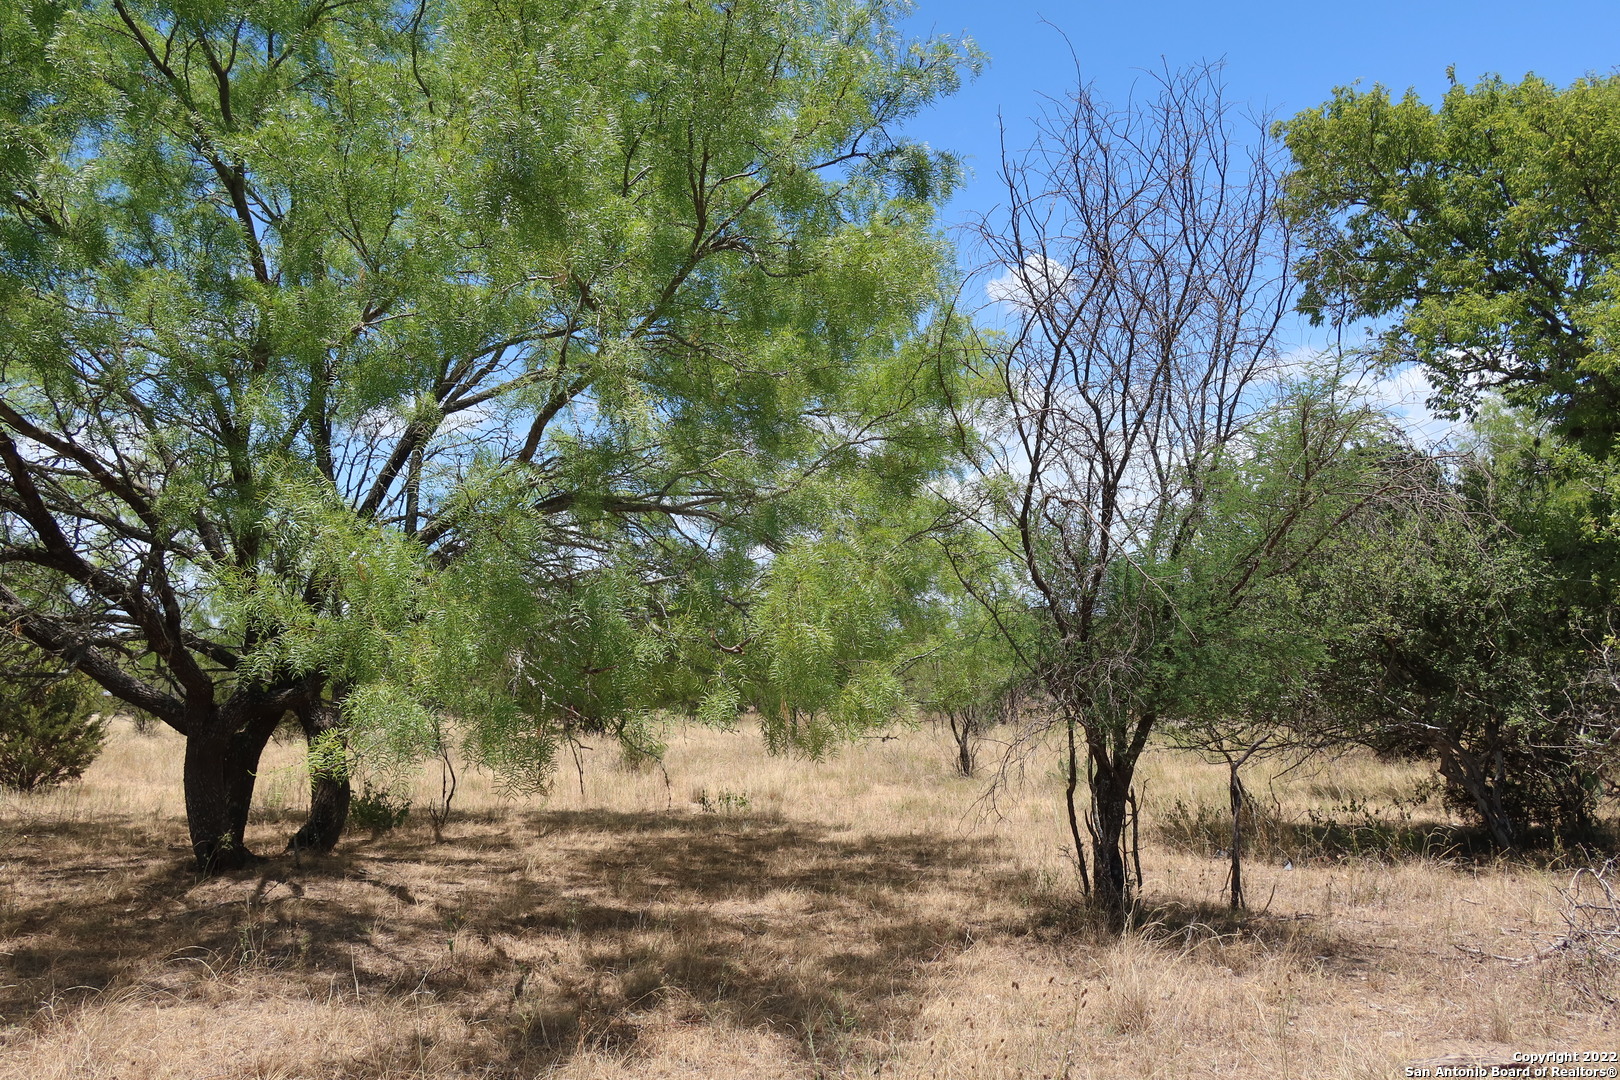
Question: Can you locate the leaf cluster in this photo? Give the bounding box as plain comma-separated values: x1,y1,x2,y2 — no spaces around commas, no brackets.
1280,73,1620,455
0,643,107,792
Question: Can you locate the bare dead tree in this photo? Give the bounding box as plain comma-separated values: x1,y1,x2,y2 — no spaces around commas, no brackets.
963,63,1304,925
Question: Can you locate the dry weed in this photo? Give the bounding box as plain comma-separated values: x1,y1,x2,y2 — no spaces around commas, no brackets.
0,718,1613,1079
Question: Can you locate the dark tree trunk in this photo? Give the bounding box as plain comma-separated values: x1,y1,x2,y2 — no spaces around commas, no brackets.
225,708,286,847
181,701,290,872
184,724,244,871
288,700,350,854
1089,755,1132,928
1228,761,1245,910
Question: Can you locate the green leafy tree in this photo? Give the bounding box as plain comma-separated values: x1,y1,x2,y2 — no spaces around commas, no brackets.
1157,393,1413,908
909,591,1030,779
1280,75,1620,843
1279,73,1620,456
1309,416,1620,850
0,0,975,869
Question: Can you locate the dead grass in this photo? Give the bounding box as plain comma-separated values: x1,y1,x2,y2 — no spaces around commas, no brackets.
0,718,1614,1078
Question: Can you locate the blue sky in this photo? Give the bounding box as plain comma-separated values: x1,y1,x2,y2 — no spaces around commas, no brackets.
897,0,1620,439
900,0,1620,231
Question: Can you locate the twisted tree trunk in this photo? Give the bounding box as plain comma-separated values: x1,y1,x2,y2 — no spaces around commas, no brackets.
1089,754,1134,930
1436,739,1518,852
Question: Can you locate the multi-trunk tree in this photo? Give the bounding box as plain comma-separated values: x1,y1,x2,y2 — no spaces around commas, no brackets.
961,64,1398,924
0,0,975,869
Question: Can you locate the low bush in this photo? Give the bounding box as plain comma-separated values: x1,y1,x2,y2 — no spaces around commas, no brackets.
349,785,411,832
0,674,106,792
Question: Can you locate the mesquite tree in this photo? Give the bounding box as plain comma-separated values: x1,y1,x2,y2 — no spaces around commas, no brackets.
0,0,973,869
1160,397,1412,909
963,65,1385,923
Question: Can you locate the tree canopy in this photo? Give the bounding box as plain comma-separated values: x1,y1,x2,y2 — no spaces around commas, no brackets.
1279,73,1620,456
0,0,976,867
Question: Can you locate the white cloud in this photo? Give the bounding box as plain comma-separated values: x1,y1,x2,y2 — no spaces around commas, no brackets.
1360,363,1467,448
352,402,409,443
986,254,1073,313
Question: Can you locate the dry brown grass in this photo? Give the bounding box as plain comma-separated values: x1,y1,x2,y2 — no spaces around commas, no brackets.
0,718,1614,1078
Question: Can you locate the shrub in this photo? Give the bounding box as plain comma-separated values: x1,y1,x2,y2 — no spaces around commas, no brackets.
0,674,106,792
696,788,751,814
349,785,411,832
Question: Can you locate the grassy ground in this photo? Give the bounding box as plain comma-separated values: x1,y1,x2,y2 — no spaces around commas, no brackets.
0,719,1614,1078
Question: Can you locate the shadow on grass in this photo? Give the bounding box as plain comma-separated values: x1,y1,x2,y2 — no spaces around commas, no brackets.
1126,896,1383,971
0,808,999,1075
1005,874,1390,979
1155,797,1512,864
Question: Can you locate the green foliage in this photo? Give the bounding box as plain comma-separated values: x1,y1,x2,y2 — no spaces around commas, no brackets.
305,729,350,784
1463,401,1620,600
1101,377,1403,751
1280,62,1620,842
1305,418,1620,848
348,785,411,833
906,535,1035,775
0,669,106,793
741,515,933,758
0,0,980,831
1280,73,1620,455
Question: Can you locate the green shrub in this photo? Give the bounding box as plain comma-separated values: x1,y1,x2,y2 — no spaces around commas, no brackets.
696,788,751,814
349,785,411,832
0,675,106,792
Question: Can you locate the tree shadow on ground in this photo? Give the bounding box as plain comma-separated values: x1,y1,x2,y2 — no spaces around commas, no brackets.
1156,798,1514,863
0,808,1005,1075
1125,896,1390,974
1007,876,1389,980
